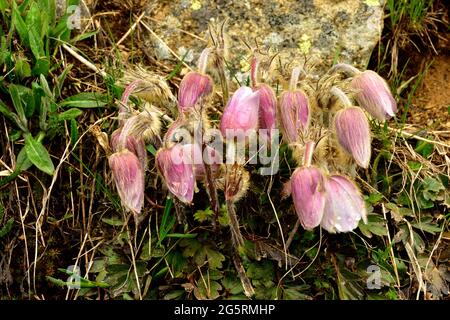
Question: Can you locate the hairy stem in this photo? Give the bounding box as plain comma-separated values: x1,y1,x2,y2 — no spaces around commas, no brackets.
226,200,244,249
232,252,255,298
197,47,211,74
250,56,259,88
328,63,361,77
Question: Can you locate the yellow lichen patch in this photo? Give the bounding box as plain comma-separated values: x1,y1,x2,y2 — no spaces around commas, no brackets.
298,34,312,55
191,0,202,11
239,56,251,72
364,0,379,6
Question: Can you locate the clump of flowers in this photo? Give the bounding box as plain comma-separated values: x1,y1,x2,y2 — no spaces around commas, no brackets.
99,30,398,296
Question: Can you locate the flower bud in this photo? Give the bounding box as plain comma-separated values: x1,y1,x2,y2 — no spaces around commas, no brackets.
351,70,397,121
334,107,371,168
321,175,367,233
291,167,326,230
178,72,213,113
108,149,145,213
156,145,195,203
279,89,310,143
256,84,277,138
220,86,260,136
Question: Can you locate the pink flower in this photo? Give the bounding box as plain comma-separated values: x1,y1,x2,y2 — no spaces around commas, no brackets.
334,107,371,168
108,149,145,213
321,175,367,233
181,143,222,180
256,84,277,139
279,89,309,143
291,167,326,229
110,128,147,170
220,86,260,137
351,70,397,121
156,145,195,203
178,72,213,113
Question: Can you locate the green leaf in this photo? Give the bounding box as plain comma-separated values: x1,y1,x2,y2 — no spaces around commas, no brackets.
39,74,53,98
166,233,197,239
366,192,384,205
194,207,213,222
0,99,24,129
415,140,434,158
158,198,175,245
8,84,27,127
70,119,78,145
70,30,99,44
16,146,33,171
407,161,422,171
32,58,50,76
15,58,31,78
101,216,124,226
28,29,44,59
57,108,83,121
24,133,54,175
195,280,222,300
0,218,14,238
146,144,157,156
12,3,28,46
60,92,108,108
55,65,73,99
412,217,442,235
359,214,388,238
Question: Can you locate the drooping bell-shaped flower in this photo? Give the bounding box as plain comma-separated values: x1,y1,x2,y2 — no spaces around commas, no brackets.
279,90,309,143
220,86,260,137
249,56,277,140
178,72,213,113
110,128,147,170
156,145,195,203
257,84,277,139
291,166,326,230
321,175,367,233
334,107,371,168
351,70,397,121
178,48,214,113
279,67,310,144
108,149,145,213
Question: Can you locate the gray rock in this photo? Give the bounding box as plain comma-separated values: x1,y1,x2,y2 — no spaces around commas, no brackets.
146,0,384,78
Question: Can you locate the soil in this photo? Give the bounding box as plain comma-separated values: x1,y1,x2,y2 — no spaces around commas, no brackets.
410,54,450,131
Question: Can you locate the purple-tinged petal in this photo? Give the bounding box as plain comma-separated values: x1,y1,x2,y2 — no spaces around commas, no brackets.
108,149,145,213
178,71,213,113
291,166,326,229
156,145,195,203
279,90,309,143
220,86,260,136
321,175,367,233
334,107,371,168
351,70,397,121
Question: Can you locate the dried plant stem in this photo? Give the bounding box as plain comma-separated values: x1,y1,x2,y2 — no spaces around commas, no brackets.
197,48,211,74
62,44,107,77
226,200,244,249
116,11,145,47
289,67,303,91
250,56,259,88
217,61,229,106
285,219,301,250
204,162,220,230
173,198,187,225
232,252,255,298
